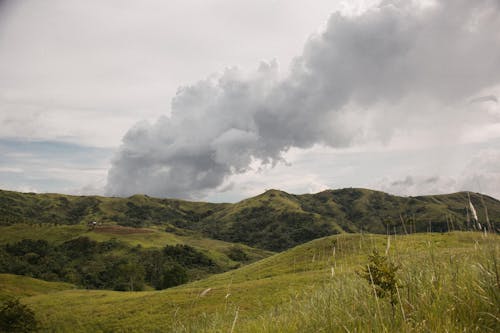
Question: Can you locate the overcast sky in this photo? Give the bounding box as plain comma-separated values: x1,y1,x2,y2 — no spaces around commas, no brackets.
1,0,499,201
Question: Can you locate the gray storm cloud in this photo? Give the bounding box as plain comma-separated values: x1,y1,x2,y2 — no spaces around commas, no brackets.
106,0,500,199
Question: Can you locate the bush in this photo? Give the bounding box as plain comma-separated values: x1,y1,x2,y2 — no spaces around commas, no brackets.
226,246,249,262
160,263,188,289
358,250,400,312
0,298,37,332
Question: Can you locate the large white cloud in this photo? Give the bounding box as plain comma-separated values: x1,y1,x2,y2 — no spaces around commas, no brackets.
0,0,348,147
106,0,500,199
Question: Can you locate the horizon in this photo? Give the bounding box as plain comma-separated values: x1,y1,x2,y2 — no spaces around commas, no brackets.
1,186,498,204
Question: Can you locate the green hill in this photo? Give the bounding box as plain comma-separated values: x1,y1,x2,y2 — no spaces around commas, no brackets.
0,274,75,301
1,188,498,331
1,188,499,251
0,190,226,228
2,232,497,332
0,223,272,292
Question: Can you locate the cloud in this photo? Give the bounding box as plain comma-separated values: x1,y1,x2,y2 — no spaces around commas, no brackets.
470,95,498,104
460,149,500,199
374,148,500,199
376,175,458,197
0,0,353,148
106,0,500,199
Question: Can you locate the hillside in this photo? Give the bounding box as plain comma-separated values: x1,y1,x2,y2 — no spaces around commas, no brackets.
0,224,272,292
0,274,75,301
1,188,499,251
0,189,227,228
205,188,500,250
2,232,498,332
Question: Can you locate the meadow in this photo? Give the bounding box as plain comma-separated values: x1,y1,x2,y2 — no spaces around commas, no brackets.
2,231,498,332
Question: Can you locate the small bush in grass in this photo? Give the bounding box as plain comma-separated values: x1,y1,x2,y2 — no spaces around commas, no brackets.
226,246,249,262
359,250,400,310
0,298,37,332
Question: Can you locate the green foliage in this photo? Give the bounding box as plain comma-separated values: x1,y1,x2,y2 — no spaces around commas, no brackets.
139,245,217,290
112,261,145,291
359,250,400,308
160,263,188,289
202,206,335,251
0,298,37,332
225,246,249,262
163,244,217,269
0,238,219,291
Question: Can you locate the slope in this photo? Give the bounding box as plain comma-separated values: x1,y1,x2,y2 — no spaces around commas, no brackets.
0,223,272,291
8,232,498,332
198,188,500,250
0,189,227,228
0,274,75,301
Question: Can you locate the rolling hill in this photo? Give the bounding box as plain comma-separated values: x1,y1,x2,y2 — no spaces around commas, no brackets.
1,188,498,331
0,223,272,292
1,232,497,332
1,188,499,251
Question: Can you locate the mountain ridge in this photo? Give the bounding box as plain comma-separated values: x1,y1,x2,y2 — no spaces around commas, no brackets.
1,187,499,251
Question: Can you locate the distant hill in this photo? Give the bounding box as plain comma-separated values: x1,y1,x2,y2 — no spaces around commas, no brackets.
197,189,500,250
1,188,499,251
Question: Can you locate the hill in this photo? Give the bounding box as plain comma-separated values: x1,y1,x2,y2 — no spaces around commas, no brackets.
1,188,499,251
0,223,272,291
2,232,498,332
0,274,75,301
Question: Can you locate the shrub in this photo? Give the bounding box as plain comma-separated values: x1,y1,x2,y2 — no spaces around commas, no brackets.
0,298,37,332
160,263,188,289
226,246,249,262
359,250,400,311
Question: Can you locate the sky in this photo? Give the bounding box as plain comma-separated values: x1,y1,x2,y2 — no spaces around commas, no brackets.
0,0,499,202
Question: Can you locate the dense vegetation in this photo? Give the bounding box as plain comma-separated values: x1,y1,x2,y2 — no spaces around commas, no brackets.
0,298,37,332
0,237,219,291
2,188,498,251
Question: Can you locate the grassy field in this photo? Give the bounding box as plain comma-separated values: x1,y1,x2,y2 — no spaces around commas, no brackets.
2,231,497,332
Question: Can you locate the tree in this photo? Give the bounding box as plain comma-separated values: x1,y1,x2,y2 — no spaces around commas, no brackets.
160,263,188,289
117,262,145,291
0,298,37,332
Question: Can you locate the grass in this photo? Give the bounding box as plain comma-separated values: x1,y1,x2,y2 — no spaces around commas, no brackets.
0,274,75,302
239,236,499,332
0,224,87,245
2,232,496,332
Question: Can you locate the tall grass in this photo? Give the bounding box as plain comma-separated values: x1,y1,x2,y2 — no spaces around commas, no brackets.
11,233,499,332
169,234,499,332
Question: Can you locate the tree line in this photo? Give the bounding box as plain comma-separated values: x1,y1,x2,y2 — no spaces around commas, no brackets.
0,237,220,291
